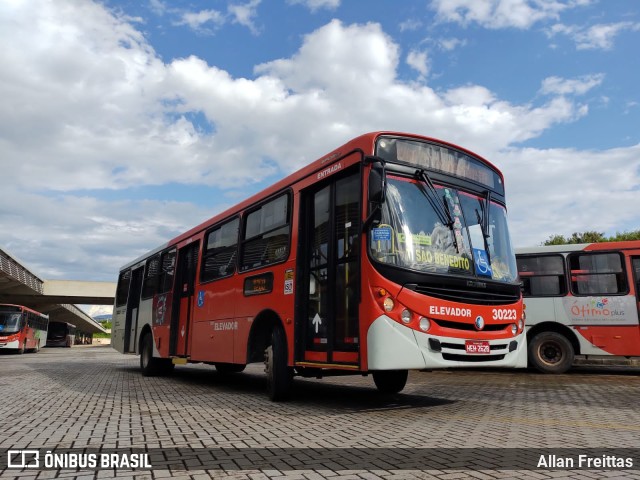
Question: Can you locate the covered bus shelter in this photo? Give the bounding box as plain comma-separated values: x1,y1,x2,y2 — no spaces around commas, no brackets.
0,247,113,340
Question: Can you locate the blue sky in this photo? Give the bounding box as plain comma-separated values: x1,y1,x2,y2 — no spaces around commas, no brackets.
1,0,639,315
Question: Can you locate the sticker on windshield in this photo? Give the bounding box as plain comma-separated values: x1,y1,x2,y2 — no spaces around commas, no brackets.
473,248,493,277
372,227,392,241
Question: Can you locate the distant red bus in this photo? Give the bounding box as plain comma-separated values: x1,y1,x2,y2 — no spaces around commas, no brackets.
113,132,526,400
46,321,76,347
0,304,49,353
517,241,640,373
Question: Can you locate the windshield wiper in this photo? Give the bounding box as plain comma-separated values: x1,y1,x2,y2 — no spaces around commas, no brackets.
415,169,454,230
475,190,492,262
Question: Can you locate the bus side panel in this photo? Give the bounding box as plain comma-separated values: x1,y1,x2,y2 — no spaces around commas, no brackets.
189,276,238,363
232,262,296,365
135,299,154,354
574,326,640,356
152,293,172,358
112,306,126,353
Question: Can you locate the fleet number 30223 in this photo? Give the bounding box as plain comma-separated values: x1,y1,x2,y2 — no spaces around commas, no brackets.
492,309,518,320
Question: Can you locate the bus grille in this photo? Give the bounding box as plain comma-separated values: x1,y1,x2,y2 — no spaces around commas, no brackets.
441,342,508,351
442,353,506,362
406,283,519,305
434,319,510,332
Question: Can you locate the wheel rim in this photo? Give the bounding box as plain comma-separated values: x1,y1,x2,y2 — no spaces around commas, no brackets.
539,340,563,365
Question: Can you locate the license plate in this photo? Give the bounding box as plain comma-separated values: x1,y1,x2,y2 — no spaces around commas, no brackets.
465,340,490,354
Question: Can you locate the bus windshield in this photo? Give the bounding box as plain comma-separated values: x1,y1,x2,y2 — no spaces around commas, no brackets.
370,175,518,283
0,312,22,334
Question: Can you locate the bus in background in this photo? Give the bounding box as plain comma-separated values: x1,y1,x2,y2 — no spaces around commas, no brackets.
113,131,526,401
0,304,49,353
516,241,640,373
46,321,76,348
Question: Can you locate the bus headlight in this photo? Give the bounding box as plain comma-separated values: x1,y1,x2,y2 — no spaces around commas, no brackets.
518,319,524,330
383,297,394,312
419,317,431,332
400,309,411,324
511,324,517,336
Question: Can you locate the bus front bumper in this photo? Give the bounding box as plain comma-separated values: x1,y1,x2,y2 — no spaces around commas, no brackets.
367,315,527,370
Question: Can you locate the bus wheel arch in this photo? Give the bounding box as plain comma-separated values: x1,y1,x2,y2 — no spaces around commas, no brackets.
139,326,173,377
247,310,293,401
527,323,578,374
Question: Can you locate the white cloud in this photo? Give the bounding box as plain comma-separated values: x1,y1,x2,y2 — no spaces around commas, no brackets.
287,0,340,12
1,1,637,282
438,37,467,51
174,1,261,35
406,49,429,77
430,0,576,29
228,0,262,35
500,144,640,246
176,9,225,33
548,21,640,50
539,74,605,96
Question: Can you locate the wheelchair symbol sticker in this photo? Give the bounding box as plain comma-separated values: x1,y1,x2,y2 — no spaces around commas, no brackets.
473,248,493,278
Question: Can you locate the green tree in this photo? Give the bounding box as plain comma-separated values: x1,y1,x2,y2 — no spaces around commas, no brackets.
543,230,640,245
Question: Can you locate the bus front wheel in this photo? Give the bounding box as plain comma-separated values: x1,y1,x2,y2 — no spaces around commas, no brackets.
373,370,408,394
528,331,574,374
264,326,293,401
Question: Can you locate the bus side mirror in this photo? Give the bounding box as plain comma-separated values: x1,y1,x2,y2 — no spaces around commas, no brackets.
368,161,386,204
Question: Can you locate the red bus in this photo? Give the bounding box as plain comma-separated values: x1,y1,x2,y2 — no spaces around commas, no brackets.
0,304,49,353
517,241,640,373
112,132,526,400
46,321,77,347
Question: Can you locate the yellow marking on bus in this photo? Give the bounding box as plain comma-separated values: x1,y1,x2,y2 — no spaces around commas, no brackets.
295,362,360,370
171,357,188,365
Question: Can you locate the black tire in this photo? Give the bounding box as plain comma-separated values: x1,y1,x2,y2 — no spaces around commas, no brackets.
140,332,173,377
215,363,246,375
372,370,408,394
18,341,26,355
528,331,574,374
264,326,293,401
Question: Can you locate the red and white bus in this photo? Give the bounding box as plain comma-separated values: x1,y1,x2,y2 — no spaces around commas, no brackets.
0,304,49,353
516,241,640,373
112,132,526,400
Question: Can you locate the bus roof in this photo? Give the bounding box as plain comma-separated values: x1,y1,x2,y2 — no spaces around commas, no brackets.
516,240,640,255
0,304,48,317
120,131,500,271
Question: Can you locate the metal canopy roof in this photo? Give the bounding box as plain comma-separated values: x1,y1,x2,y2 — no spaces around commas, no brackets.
0,248,109,334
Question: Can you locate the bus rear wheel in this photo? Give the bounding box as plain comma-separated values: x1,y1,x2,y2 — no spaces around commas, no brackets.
140,332,174,377
528,331,574,374
264,326,293,401
372,370,408,394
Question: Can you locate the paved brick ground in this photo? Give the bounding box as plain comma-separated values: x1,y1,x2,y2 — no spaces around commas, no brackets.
1,346,640,479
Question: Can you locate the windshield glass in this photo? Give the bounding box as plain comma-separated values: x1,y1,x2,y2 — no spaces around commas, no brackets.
369,175,518,283
0,312,23,334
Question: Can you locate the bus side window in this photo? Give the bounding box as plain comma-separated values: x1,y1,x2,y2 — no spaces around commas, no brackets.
569,252,627,295
516,254,566,297
141,255,161,299
116,269,132,307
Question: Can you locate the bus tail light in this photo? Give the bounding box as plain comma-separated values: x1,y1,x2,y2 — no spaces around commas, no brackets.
400,309,411,324
419,317,431,332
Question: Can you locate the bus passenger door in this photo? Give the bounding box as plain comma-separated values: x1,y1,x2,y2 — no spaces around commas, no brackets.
124,267,144,353
632,257,640,331
170,241,200,357
297,168,361,366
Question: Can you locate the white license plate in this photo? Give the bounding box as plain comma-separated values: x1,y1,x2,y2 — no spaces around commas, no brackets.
465,340,490,354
